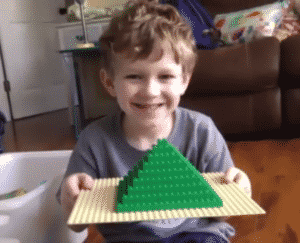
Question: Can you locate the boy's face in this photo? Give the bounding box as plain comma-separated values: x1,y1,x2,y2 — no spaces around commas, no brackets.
101,40,191,128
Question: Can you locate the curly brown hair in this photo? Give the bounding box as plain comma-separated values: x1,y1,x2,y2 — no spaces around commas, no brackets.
99,0,198,83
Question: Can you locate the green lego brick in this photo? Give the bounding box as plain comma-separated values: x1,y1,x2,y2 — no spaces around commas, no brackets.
116,139,223,212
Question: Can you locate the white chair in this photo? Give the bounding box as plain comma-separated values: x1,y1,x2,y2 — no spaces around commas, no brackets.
0,150,88,243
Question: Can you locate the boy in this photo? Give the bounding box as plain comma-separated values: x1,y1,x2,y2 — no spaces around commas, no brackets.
56,0,252,242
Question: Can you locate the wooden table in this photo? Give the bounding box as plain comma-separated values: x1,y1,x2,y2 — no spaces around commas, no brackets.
59,46,118,139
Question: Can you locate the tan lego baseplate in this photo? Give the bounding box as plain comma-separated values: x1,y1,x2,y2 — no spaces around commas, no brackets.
67,172,266,225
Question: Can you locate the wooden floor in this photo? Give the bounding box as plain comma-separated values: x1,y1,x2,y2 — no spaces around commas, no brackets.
3,109,77,153
2,109,300,243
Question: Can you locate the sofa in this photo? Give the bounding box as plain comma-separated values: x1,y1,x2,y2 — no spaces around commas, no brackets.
179,0,300,142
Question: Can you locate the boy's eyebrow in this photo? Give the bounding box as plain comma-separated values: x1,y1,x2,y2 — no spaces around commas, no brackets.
124,67,179,74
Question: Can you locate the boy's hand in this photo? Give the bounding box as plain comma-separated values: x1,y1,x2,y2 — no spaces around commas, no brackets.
213,167,252,222
61,173,95,232
222,167,252,197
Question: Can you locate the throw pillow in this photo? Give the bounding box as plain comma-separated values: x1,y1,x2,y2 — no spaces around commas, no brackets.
274,10,300,41
214,0,290,45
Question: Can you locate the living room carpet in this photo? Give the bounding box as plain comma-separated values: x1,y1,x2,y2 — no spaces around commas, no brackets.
84,139,300,243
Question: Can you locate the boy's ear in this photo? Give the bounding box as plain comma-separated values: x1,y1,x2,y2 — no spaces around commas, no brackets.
100,68,117,98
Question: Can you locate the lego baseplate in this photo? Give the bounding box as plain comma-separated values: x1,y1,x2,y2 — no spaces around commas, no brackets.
67,172,266,225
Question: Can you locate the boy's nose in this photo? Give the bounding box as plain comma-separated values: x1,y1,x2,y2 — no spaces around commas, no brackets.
141,79,161,96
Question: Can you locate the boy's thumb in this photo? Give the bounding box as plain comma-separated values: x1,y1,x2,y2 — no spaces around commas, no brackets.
79,174,95,190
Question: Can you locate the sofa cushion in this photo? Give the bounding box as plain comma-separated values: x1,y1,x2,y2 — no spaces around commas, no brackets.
274,9,300,41
186,37,280,96
180,87,281,136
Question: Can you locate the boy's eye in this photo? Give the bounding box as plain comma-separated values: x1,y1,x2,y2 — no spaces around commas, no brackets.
126,75,141,79
125,74,174,81
160,75,174,79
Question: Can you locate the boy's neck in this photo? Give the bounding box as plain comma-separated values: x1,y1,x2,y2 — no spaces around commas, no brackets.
121,112,175,148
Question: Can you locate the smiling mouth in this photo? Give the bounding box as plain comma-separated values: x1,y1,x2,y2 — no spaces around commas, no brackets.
133,103,164,109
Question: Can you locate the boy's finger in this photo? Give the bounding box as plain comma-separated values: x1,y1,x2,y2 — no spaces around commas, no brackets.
224,167,238,183
61,191,76,216
86,175,95,189
220,168,233,184
78,174,95,190
66,175,80,201
234,173,243,184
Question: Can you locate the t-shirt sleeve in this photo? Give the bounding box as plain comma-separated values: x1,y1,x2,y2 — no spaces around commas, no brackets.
56,128,100,205
203,118,235,173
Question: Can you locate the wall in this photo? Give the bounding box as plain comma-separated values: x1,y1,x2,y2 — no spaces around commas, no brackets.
66,0,129,9
0,0,129,122
86,0,129,8
0,0,69,122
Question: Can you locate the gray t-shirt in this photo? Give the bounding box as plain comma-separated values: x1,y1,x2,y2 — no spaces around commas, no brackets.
56,106,236,242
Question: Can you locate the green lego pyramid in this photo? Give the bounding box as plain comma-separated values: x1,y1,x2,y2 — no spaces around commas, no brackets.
116,139,223,212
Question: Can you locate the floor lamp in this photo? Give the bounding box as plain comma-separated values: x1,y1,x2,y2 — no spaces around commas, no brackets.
75,0,95,49
0,36,14,123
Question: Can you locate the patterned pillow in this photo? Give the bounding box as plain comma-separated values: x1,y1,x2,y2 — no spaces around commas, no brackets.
214,0,290,45
274,10,300,41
